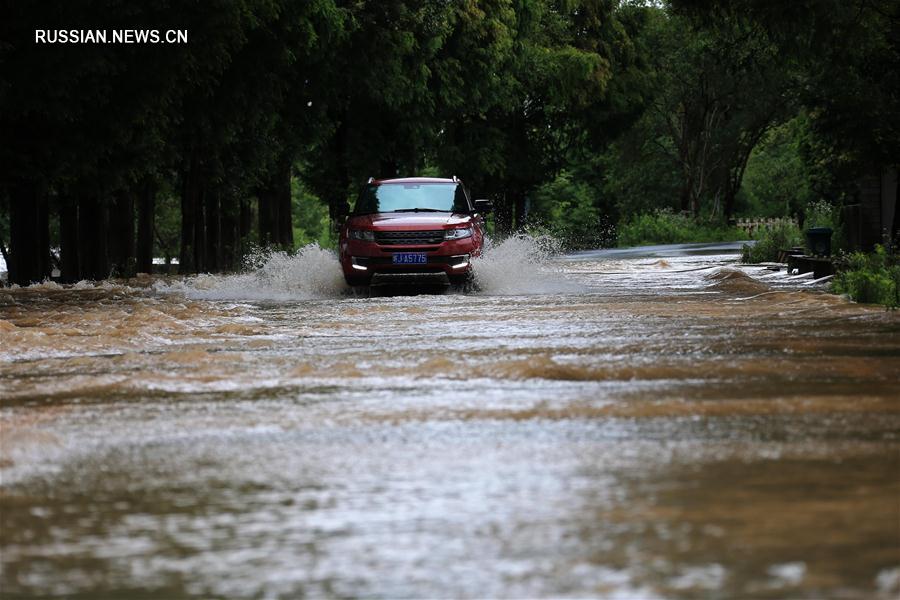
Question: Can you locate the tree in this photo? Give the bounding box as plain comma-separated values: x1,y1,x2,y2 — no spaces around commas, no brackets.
301,0,457,221
435,0,618,233
0,0,673,282
170,0,345,271
636,8,794,219
0,0,249,282
740,115,816,218
673,0,899,225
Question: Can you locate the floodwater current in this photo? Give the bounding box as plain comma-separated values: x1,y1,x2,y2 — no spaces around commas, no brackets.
1,239,898,599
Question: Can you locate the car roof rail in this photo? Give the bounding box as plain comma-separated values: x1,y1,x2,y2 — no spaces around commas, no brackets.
367,177,374,184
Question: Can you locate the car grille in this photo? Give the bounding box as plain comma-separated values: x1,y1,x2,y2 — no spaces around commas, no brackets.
375,230,444,245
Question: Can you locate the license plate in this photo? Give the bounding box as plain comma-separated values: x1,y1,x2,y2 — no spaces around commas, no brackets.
392,252,427,265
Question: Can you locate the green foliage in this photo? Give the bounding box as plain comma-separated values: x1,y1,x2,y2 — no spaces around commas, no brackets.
530,171,611,250
432,0,629,232
739,115,815,218
832,246,900,308
644,8,794,218
599,117,683,218
740,219,803,263
804,198,837,229
618,210,746,247
154,185,182,264
593,6,798,222
3,0,897,279
674,0,899,207
291,178,334,249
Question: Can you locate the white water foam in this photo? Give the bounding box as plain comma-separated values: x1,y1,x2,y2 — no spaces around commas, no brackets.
472,234,581,295
154,244,347,301
150,235,580,302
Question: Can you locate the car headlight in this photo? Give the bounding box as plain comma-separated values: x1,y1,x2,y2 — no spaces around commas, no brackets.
349,229,375,242
444,226,473,240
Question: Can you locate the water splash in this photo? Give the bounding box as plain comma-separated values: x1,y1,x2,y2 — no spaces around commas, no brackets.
154,243,346,301
472,233,580,295
704,268,771,295
149,235,579,301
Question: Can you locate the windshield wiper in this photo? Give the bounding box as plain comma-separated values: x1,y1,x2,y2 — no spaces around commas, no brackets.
390,208,447,213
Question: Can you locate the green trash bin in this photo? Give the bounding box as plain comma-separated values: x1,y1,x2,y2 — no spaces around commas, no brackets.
806,227,833,257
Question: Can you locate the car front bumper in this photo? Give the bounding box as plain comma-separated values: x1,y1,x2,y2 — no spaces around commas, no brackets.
340,238,476,281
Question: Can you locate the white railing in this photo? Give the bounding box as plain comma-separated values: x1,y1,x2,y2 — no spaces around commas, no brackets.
735,217,798,237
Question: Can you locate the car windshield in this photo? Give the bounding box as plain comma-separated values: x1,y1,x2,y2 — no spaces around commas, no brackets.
354,183,469,214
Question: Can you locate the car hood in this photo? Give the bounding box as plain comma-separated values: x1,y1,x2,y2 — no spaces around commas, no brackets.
349,212,471,229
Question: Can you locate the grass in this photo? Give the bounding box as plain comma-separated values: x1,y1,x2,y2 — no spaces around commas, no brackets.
740,218,803,263
617,209,747,247
832,245,900,308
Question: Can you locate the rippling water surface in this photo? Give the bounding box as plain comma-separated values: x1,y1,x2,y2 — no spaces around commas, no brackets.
1,240,899,598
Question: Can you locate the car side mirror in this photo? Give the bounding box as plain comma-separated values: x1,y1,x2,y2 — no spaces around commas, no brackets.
473,199,493,214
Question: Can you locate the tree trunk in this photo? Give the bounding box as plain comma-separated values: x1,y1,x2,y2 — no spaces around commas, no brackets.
723,184,737,221
136,180,156,274
239,196,252,259
221,193,238,271
8,181,50,285
892,173,899,245
59,200,80,283
38,195,51,277
276,159,293,249
179,161,200,274
513,192,528,231
691,193,701,219
327,116,350,229
679,183,691,213
257,187,274,247
494,194,514,235
108,190,135,277
205,190,220,272
78,194,109,280
195,188,209,272
379,158,399,180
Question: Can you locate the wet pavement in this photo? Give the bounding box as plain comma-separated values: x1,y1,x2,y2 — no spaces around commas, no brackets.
1,239,899,598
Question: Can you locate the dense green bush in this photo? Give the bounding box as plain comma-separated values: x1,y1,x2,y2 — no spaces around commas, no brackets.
832,246,900,308
804,199,836,229
617,209,746,247
530,170,613,250
740,218,803,263
292,179,335,249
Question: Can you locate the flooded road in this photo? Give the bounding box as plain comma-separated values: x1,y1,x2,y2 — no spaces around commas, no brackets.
2,240,899,598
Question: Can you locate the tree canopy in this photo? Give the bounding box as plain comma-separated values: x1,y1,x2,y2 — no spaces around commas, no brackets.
1,0,896,284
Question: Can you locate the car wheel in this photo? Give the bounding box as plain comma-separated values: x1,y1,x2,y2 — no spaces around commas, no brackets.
448,272,474,287
344,274,371,287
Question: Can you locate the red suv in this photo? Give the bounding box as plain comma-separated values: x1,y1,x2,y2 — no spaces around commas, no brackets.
339,177,492,286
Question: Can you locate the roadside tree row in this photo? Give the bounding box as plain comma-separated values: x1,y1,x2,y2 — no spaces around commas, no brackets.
1,0,896,284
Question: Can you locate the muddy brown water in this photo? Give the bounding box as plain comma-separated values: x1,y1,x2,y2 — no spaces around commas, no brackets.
1,240,899,598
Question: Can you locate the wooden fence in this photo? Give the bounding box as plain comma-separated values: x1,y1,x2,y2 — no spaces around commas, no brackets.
735,217,798,238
